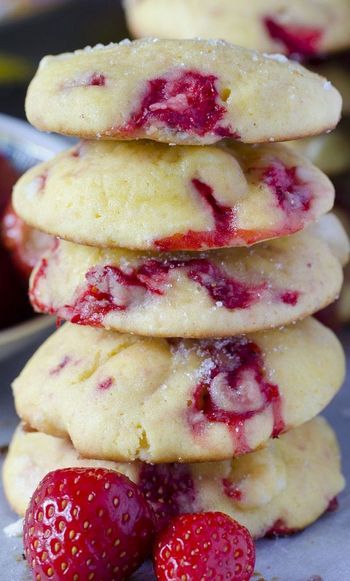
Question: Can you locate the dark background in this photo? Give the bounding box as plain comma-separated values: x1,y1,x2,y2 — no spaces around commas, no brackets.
0,0,129,118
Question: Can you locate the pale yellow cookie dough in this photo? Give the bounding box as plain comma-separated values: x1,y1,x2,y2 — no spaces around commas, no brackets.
12,318,345,463
3,419,344,540
29,227,344,338
25,38,342,145
124,0,350,57
13,140,335,251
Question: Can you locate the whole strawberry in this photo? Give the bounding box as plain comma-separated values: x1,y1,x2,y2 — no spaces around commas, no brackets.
23,467,155,580
154,511,255,581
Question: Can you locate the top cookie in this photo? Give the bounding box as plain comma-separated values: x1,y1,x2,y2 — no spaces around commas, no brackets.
124,0,350,59
25,38,341,145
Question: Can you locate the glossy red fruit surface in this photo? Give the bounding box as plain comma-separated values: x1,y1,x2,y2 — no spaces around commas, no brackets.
23,467,155,580
154,511,255,581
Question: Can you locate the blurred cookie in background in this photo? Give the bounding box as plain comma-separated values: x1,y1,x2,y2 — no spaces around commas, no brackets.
285,121,350,177
123,0,350,59
316,207,350,328
0,0,67,22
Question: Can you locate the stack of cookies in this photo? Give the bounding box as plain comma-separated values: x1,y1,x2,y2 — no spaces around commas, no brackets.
3,38,348,540
123,0,350,325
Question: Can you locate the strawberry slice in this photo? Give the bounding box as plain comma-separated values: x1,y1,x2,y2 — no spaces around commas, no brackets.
154,511,255,580
23,468,155,580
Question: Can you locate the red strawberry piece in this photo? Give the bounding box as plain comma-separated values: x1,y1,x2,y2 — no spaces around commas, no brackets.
138,463,196,532
23,467,155,580
123,70,236,139
154,511,255,581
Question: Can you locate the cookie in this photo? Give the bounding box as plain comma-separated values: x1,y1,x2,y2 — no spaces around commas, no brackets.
123,0,350,59
12,318,345,463
13,140,334,251
285,125,350,176
29,227,344,338
311,54,350,115
25,38,342,145
4,419,344,539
